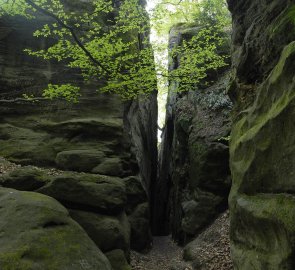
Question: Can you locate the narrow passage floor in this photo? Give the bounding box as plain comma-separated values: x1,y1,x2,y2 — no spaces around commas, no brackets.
131,236,192,270
131,211,232,270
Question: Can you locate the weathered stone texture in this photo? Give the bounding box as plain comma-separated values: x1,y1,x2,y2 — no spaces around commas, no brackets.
228,0,295,269
155,24,232,244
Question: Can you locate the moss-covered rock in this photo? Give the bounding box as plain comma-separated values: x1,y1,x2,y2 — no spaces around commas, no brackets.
92,157,124,176
181,192,223,236
229,3,295,265
69,210,130,257
0,123,57,166
55,150,105,172
0,166,49,190
0,166,127,213
129,203,152,251
0,3,156,260
37,172,127,213
231,194,295,269
123,176,147,214
0,187,112,270
105,249,131,270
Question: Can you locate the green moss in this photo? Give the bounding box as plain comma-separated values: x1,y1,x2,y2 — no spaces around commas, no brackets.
244,194,295,231
105,249,131,270
0,247,32,270
270,5,295,37
230,41,295,169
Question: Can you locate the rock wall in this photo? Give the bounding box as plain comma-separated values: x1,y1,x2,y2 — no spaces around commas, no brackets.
228,0,295,269
0,2,157,268
124,96,157,250
155,24,232,244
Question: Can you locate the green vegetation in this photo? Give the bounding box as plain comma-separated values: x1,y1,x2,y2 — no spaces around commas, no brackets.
151,0,231,92
152,0,230,36
0,0,230,99
0,0,156,100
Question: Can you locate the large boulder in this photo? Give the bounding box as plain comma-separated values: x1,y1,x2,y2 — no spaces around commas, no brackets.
0,187,112,270
55,150,105,172
0,166,135,267
0,166,48,191
37,172,127,214
0,167,127,213
69,210,130,257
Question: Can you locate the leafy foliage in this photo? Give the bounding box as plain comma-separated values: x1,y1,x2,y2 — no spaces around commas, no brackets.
42,84,81,102
151,0,231,91
0,0,231,100
1,0,157,100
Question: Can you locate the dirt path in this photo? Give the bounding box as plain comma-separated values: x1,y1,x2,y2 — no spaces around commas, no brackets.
131,211,233,270
131,236,192,270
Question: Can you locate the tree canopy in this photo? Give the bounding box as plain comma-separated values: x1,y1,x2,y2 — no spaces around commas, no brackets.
0,0,231,100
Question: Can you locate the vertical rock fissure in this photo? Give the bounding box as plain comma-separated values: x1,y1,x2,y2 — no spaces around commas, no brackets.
152,22,233,244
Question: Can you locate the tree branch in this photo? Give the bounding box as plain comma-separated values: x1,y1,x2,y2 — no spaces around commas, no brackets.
24,0,109,74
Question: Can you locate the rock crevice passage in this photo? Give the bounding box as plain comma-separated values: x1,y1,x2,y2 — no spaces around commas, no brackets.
0,1,234,269
2,0,293,269
154,23,232,244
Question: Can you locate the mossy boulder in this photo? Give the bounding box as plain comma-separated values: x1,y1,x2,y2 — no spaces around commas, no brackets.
105,249,131,270
188,142,230,193
0,166,49,190
37,172,127,213
92,157,124,176
0,167,127,213
123,176,147,214
56,150,105,172
129,203,152,251
69,210,130,257
0,187,112,270
0,124,57,166
181,192,223,236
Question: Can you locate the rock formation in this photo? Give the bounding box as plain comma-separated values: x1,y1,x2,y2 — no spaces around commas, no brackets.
155,24,232,244
0,187,113,270
0,1,157,269
228,0,295,269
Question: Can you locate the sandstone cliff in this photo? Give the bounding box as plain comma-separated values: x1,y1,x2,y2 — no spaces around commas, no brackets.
0,2,157,269
228,0,295,268
155,24,232,245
